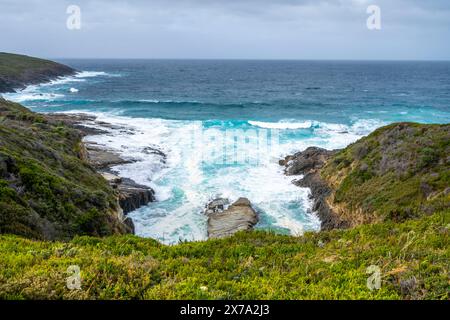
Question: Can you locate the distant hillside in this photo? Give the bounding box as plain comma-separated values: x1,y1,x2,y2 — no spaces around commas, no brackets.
0,98,131,239
0,53,75,93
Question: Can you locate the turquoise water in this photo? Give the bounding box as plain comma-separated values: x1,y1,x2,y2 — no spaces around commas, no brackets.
4,60,450,243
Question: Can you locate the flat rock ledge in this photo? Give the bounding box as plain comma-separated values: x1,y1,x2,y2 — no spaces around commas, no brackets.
281,146,350,231
205,197,258,239
84,143,133,169
46,113,156,233
101,173,155,215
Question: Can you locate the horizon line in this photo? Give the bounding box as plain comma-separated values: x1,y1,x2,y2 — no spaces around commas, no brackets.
51,57,450,62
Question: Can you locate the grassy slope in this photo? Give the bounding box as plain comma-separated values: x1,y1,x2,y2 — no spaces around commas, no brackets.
0,52,75,92
0,212,448,300
0,98,128,239
321,122,450,226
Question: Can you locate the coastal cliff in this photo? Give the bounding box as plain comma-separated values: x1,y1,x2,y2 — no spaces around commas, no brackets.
281,147,346,230
283,122,450,230
0,98,134,239
47,113,156,220
0,53,76,93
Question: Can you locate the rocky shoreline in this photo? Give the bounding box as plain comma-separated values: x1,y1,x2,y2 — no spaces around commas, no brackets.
37,111,356,237
46,113,156,233
46,112,262,239
280,147,350,231
51,112,346,237
49,113,263,239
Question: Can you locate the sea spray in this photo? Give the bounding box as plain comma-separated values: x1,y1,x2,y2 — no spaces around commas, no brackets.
72,112,383,243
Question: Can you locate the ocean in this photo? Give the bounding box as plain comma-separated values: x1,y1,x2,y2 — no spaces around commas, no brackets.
4,60,450,244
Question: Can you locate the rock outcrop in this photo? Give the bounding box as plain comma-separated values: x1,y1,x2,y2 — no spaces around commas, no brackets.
283,123,450,231
282,147,348,230
281,147,336,176
46,112,157,232
84,144,133,169
101,173,155,215
206,197,258,239
118,179,155,215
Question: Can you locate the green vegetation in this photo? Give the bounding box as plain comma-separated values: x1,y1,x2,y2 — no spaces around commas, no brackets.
0,211,448,299
0,98,448,300
0,98,128,240
0,52,75,92
322,122,450,224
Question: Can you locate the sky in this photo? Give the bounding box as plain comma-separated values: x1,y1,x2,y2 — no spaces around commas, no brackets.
0,0,449,60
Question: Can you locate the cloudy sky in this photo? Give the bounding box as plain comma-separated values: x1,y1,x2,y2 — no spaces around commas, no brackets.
1,0,449,60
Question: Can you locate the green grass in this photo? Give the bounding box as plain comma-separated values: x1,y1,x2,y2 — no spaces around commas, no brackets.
0,98,127,240
322,122,450,223
0,52,75,92
0,211,448,300
0,53,62,76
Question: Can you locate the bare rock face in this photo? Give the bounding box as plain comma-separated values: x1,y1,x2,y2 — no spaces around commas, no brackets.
46,112,158,233
85,144,134,169
294,172,349,230
284,147,337,176
206,197,258,239
100,172,154,214
205,198,230,215
100,172,122,185
281,147,348,230
116,178,155,215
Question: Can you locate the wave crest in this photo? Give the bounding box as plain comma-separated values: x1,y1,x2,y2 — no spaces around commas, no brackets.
248,120,313,130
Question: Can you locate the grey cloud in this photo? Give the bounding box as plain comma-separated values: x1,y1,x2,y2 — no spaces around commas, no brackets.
0,0,449,59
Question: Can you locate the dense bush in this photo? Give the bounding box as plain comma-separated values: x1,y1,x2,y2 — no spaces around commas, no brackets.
0,98,127,239
322,122,450,223
0,211,448,299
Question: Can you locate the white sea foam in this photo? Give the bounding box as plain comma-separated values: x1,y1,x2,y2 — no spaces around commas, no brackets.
43,71,111,86
248,120,313,129
45,77,85,86
2,70,109,103
75,71,108,78
2,82,384,244
248,118,385,152
66,112,385,244
135,99,199,104
3,87,65,102
137,99,160,103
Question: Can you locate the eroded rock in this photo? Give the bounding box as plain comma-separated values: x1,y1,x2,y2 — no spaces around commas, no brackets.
84,144,134,169
284,147,337,176
117,178,155,214
282,147,348,230
206,197,258,239
46,112,158,233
